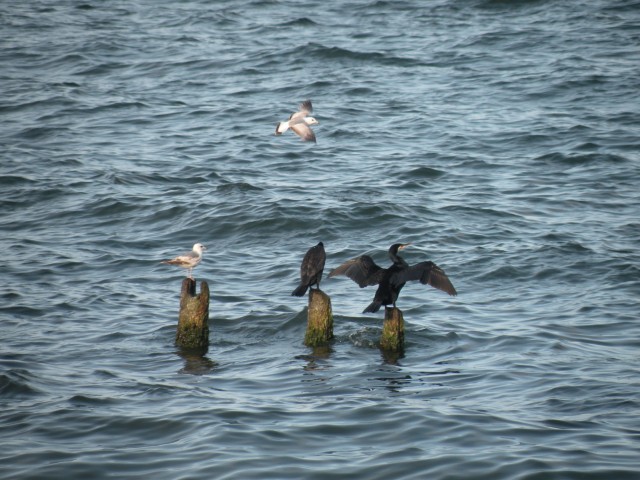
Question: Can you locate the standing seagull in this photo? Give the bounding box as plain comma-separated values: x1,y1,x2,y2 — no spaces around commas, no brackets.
275,100,319,142
161,243,206,279
328,243,456,313
291,242,326,296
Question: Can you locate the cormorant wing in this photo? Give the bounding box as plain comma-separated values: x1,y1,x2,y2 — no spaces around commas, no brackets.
397,261,457,296
301,242,326,281
328,255,385,288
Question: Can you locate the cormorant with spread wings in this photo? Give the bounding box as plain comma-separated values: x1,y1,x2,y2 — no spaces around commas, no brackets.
328,243,457,313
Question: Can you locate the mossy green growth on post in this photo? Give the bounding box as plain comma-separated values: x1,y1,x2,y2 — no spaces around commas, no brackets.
304,289,334,347
380,307,405,352
175,278,210,351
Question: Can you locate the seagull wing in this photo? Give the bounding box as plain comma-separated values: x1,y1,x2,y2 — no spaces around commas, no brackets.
162,250,200,266
289,110,307,122
290,122,317,142
328,255,385,288
299,99,313,114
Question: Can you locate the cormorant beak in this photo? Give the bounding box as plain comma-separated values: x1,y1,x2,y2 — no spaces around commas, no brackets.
399,243,412,250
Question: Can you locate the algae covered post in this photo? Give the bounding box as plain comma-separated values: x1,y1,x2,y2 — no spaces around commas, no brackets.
175,277,210,351
380,306,405,352
304,288,334,347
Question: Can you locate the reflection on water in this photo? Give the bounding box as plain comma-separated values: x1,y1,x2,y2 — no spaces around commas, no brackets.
176,347,217,375
2,0,638,477
298,344,334,374
380,348,404,365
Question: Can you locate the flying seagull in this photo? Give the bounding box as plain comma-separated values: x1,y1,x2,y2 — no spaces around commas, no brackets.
275,100,319,142
161,243,206,279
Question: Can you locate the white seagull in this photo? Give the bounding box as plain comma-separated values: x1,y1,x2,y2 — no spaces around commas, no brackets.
161,243,206,279
275,100,319,142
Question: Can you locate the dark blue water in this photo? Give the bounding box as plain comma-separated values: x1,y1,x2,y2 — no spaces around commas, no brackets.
2,1,640,478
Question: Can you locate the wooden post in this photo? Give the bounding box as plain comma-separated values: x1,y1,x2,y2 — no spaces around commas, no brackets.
304,289,334,347
380,307,404,352
175,278,210,351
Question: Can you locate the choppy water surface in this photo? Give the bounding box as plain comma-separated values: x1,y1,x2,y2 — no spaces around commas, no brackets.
1,1,640,478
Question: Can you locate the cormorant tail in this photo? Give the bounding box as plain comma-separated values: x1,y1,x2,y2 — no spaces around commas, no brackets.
291,283,308,297
363,301,382,313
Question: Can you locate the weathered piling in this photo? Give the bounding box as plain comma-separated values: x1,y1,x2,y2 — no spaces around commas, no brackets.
380,307,405,352
304,289,334,347
175,278,210,351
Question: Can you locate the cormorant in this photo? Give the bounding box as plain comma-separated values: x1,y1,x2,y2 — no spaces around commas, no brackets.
291,241,326,296
161,243,206,279
275,100,319,142
328,243,456,313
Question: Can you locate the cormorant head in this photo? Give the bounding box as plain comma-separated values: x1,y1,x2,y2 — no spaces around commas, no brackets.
388,243,411,262
389,243,411,254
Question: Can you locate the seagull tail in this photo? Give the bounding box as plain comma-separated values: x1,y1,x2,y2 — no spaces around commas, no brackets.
275,121,289,135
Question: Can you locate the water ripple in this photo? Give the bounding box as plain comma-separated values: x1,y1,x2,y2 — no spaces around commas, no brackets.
1,0,639,479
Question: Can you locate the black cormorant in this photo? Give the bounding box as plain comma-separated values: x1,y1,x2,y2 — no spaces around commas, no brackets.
291,242,326,297
328,243,457,313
